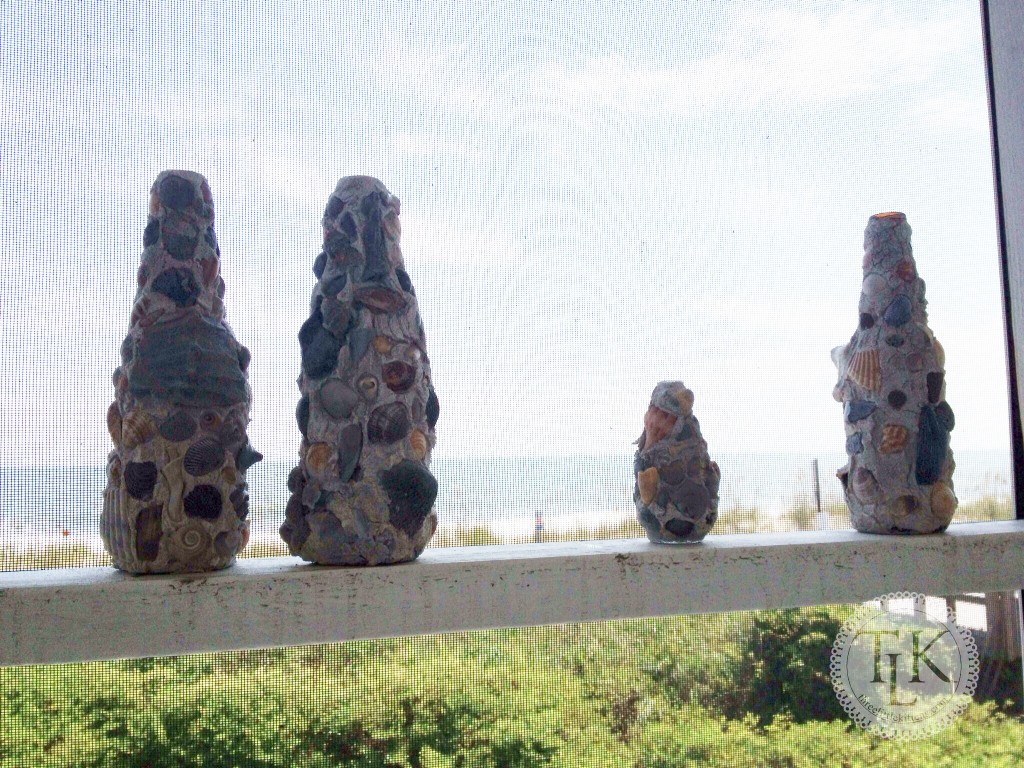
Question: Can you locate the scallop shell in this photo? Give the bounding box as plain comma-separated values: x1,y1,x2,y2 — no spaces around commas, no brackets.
183,438,225,476
409,429,428,461
124,461,159,500
305,442,334,478
643,405,677,448
879,424,909,454
121,411,156,450
107,402,122,445
637,467,659,505
847,349,881,391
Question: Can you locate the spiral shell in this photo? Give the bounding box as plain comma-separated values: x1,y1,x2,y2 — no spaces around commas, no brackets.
409,429,428,461
121,411,156,451
107,402,122,445
847,349,881,391
637,467,659,505
183,438,226,476
168,522,212,563
879,424,909,454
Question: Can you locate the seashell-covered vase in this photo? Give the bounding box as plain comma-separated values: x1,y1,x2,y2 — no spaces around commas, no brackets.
634,381,720,543
280,176,439,565
833,212,956,534
101,170,261,574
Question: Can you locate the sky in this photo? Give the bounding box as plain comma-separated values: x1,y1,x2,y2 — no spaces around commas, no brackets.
0,0,1012,468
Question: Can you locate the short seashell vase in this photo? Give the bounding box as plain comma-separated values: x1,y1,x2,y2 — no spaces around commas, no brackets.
634,381,720,543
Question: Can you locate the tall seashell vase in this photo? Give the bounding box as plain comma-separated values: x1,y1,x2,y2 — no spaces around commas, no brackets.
280,176,439,565
833,212,956,534
634,381,720,543
101,171,261,574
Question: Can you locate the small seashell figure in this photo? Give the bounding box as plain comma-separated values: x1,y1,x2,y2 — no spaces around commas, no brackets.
281,176,438,565
101,171,261,573
832,213,956,534
634,381,719,543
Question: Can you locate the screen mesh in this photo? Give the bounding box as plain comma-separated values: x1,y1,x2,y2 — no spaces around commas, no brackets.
0,0,1013,571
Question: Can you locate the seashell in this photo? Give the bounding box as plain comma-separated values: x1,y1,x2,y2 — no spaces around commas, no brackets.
158,173,196,210
674,388,695,415
149,190,160,215
935,401,955,432
159,411,198,442
861,272,887,296
894,259,916,282
933,337,945,368
906,352,924,372
183,438,225,476
637,467,659,505
380,460,438,536
199,410,223,432
152,267,200,308
349,327,375,365
930,481,957,520
847,349,881,391
129,314,248,408
124,461,159,500
321,296,351,338
368,402,412,444
409,429,428,461
396,268,413,294
220,465,238,486
845,400,876,423
883,294,912,327
859,313,874,330
354,286,408,314
879,424,909,453
426,386,439,428
200,257,219,286
135,504,163,562
299,308,343,380
887,390,907,409
319,378,359,419
383,361,417,393
337,423,362,481
296,395,310,436
235,442,263,472
643,405,677,448
214,529,243,559
168,522,212,562
926,372,944,404
121,411,156,450
846,432,863,454
218,417,245,450
372,335,395,355
183,484,223,520
107,402,122,445
237,346,251,373
358,374,379,401
306,442,334,479
851,466,880,502
916,405,949,485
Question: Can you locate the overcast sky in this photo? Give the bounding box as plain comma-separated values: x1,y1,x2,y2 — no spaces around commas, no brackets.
0,0,1011,467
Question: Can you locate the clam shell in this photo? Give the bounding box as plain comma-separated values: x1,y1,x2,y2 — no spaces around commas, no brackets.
306,442,334,479
354,286,408,314
383,361,417,393
159,411,198,442
930,481,958,520
121,411,156,450
368,402,412,444
107,402,122,445
183,438,225,476
637,467,659,505
409,429,428,461
847,349,881,391
879,424,909,453
319,379,359,419
135,504,163,563
183,484,223,520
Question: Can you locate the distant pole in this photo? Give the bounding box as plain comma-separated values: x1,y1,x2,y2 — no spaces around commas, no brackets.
812,459,823,521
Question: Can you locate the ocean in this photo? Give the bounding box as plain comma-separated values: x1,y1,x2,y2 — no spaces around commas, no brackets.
0,450,1014,553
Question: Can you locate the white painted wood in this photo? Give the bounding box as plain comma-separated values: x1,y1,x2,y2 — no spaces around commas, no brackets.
2,521,1023,666
987,0,1024,452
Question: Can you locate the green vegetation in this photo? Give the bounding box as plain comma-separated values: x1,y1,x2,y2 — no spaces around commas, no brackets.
2,609,1022,767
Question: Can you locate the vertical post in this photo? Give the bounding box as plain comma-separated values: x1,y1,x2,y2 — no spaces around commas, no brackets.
981,0,1024,701
812,458,823,523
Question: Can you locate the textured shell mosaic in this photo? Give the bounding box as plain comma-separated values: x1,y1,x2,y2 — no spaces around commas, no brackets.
100,175,962,574
102,171,261,574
